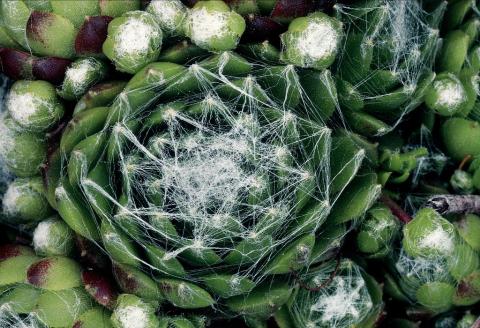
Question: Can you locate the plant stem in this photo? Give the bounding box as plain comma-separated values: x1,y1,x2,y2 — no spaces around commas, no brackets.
380,194,412,223
458,155,472,170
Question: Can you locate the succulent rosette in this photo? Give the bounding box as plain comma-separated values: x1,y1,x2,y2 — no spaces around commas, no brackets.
0,1,387,322
0,114,48,178
57,57,109,101
385,208,480,314
0,0,140,57
275,259,384,328
0,0,140,83
46,44,382,324
356,204,400,258
280,11,342,70
147,0,188,37
184,1,246,52
0,242,99,327
2,0,480,327
102,11,163,74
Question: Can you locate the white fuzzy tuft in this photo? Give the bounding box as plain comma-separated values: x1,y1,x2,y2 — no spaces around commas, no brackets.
33,220,53,251
7,92,42,125
149,0,185,32
161,133,250,217
418,225,454,255
114,306,149,328
114,17,161,57
297,20,339,61
188,8,227,46
433,79,466,110
64,61,93,89
311,276,371,323
2,182,21,216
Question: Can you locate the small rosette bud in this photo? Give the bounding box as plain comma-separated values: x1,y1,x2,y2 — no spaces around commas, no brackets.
184,1,246,52
6,80,64,133
356,204,400,258
280,12,343,70
103,11,163,74
58,57,109,101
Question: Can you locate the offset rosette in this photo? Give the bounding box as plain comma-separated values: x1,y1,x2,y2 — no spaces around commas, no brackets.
356,204,400,258
0,114,47,178
0,0,139,82
5,80,64,132
2,177,53,225
333,0,442,137
146,0,188,37
0,243,96,327
184,1,246,52
57,57,109,101
280,259,383,328
386,208,480,314
280,11,343,70
103,11,163,74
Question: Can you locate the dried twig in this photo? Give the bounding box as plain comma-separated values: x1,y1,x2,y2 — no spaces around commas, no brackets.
472,317,480,328
294,255,341,292
425,194,480,215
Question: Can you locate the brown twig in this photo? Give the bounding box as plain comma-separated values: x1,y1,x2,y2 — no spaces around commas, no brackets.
425,194,480,215
380,194,412,223
294,255,341,292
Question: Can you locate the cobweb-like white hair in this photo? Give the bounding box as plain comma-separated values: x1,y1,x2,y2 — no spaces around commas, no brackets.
289,260,376,328
64,47,378,322
334,0,442,134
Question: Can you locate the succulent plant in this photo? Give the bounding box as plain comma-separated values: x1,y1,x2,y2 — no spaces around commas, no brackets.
356,204,400,258
32,216,75,256
57,57,109,101
276,259,384,328
424,72,470,117
102,11,163,74
331,0,442,138
184,1,246,52
426,2,480,164
280,11,342,70
5,79,64,132
0,1,141,83
146,0,188,37
441,118,480,162
0,3,388,319
3,0,480,327
0,112,47,177
450,169,475,195
45,45,382,324
0,243,96,327
2,176,53,225
0,0,140,58
386,208,480,314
